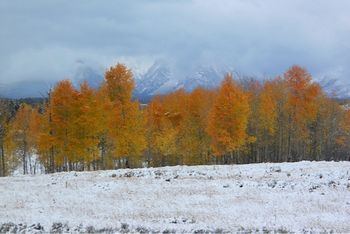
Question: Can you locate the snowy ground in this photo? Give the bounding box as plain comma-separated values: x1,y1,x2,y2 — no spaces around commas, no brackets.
0,161,350,233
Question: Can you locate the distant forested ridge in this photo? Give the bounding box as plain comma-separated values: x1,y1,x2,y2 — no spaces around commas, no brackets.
0,64,349,176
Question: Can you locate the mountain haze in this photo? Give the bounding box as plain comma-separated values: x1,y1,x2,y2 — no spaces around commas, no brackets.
1,62,349,100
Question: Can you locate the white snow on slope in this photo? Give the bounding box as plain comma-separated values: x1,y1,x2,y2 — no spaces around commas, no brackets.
0,161,350,233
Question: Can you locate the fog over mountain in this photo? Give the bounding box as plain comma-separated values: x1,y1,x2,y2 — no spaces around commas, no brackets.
0,62,230,99
0,1,349,98
1,61,348,101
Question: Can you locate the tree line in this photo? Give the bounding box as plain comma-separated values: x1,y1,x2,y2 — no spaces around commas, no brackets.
0,64,349,176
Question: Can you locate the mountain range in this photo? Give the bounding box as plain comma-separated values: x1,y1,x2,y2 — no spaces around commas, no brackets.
0,62,349,101
133,62,233,102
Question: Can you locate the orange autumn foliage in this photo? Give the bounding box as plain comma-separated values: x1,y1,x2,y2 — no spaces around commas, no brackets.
5,63,350,174
104,63,134,105
257,80,278,136
207,74,252,156
284,65,321,135
103,64,146,164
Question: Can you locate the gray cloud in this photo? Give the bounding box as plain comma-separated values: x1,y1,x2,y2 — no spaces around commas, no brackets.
0,0,349,89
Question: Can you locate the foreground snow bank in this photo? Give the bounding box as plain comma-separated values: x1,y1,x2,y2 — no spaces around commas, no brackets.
0,161,349,233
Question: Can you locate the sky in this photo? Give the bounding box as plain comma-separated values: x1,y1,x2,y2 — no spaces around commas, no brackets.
0,0,349,92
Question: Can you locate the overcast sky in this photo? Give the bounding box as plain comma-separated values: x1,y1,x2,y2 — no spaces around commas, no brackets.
0,0,349,87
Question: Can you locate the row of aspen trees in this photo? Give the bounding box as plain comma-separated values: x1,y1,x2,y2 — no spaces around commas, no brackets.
0,64,349,175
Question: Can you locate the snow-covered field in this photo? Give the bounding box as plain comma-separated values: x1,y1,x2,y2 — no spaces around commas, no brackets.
0,161,350,233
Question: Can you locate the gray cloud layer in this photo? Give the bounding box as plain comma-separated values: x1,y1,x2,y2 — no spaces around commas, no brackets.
0,0,349,87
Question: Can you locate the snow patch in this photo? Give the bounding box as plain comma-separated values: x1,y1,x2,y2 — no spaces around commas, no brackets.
0,161,349,233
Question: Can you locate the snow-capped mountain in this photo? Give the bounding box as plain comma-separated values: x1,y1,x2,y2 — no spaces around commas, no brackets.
73,65,103,89
2,61,349,100
318,77,350,98
178,65,232,92
134,61,173,98
133,61,188,102
133,63,232,101
0,62,232,100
